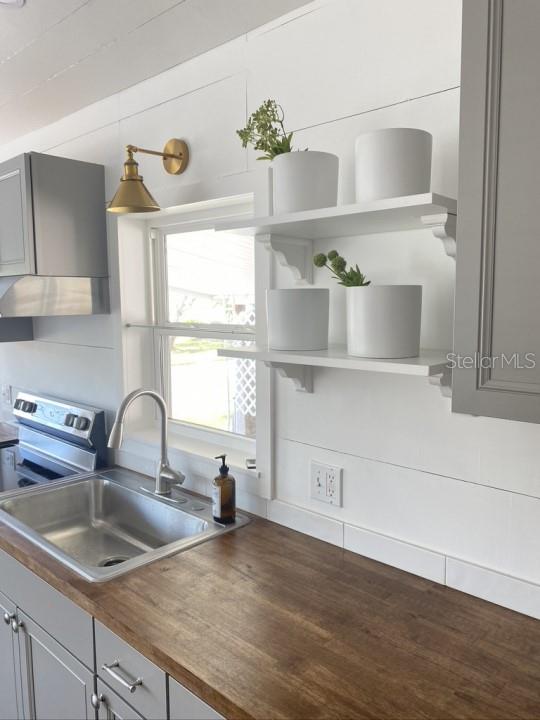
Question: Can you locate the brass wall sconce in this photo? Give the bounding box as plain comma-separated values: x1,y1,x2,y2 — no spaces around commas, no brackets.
107,138,189,214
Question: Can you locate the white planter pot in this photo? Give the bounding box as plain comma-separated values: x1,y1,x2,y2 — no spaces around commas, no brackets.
267,288,329,350
272,151,339,214
355,128,432,203
346,285,422,358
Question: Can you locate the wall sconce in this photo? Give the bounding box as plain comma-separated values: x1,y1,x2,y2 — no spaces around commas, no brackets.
107,138,189,214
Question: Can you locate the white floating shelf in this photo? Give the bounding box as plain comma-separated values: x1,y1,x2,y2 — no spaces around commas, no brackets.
215,193,457,282
218,345,451,393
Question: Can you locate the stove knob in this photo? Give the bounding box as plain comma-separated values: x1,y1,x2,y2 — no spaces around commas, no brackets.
14,399,23,410
21,401,35,413
64,413,77,427
74,416,90,431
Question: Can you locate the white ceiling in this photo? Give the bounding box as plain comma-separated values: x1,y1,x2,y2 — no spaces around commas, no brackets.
0,0,307,144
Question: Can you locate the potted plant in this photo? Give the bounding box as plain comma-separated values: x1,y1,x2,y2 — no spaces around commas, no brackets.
238,99,339,215
314,251,422,358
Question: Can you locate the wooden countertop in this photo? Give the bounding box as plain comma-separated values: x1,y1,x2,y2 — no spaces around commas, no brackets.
0,422,18,449
1,509,539,719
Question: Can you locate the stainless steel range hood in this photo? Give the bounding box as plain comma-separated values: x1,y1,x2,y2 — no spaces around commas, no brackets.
0,276,109,318
0,152,110,342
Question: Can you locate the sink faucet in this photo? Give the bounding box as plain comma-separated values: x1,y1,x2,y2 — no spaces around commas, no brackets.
107,389,185,496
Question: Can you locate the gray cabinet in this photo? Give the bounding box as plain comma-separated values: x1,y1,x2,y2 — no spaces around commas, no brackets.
453,0,540,422
0,155,35,276
0,590,21,720
0,152,107,279
168,677,223,720
95,621,167,720
0,552,223,720
17,610,94,720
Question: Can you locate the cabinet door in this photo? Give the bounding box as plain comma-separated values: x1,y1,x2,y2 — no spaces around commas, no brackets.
0,591,21,720
453,0,540,422
0,155,35,276
95,680,144,720
17,610,94,720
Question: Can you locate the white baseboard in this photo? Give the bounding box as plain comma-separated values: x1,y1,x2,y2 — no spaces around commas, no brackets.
267,500,343,546
344,524,446,584
446,558,540,620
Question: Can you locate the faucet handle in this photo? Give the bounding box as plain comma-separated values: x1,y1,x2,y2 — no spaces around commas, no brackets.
155,463,185,495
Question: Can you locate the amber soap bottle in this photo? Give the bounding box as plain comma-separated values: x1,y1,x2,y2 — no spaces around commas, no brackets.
212,454,236,524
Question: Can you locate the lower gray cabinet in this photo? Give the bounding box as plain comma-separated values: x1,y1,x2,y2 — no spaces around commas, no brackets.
17,610,94,720
168,677,223,720
0,591,21,720
94,679,144,720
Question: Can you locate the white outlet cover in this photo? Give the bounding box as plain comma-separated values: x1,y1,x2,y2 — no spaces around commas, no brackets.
310,461,343,507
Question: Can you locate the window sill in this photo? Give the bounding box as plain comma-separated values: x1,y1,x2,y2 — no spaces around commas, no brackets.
119,426,257,479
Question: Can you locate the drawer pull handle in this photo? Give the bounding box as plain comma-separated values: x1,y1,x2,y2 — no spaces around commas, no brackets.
3,612,14,626
102,660,143,693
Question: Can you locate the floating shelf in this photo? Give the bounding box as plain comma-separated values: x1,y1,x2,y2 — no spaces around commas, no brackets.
218,345,451,394
215,193,457,282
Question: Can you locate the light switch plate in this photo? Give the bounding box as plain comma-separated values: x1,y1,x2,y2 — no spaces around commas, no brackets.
310,461,343,506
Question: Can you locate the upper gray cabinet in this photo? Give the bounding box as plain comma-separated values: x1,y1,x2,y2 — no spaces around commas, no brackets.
0,152,107,278
0,155,34,276
453,0,540,422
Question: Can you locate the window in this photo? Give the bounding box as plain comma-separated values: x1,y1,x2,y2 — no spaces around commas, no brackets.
153,217,256,444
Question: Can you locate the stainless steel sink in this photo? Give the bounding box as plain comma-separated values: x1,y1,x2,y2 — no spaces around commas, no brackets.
0,469,248,582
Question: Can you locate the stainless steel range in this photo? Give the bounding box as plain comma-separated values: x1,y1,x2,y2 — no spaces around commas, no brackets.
0,392,107,493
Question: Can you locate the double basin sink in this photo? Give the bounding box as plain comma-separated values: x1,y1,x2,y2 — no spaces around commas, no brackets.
0,468,248,582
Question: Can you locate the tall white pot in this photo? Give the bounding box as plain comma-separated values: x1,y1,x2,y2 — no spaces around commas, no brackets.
271,151,339,215
346,285,422,358
355,128,432,203
267,288,329,350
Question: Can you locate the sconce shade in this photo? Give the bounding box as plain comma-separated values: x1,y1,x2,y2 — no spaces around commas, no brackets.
107,152,160,214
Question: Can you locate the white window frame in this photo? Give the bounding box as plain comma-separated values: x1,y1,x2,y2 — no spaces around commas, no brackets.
149,199,257,454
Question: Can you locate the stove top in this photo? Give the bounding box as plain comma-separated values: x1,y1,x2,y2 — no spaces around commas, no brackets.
0,392,107,493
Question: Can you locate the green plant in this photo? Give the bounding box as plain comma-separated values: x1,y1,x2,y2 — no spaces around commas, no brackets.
237,99,297,160
313,250,370,287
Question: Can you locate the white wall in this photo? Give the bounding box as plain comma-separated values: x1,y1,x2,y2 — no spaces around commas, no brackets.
2,0,540,615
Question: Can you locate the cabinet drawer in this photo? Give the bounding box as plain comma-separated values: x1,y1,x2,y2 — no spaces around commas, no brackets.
0,549,93,668
95,620,167,720
169,676,223,720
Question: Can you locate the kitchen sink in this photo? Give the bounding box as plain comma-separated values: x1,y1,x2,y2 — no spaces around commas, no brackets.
0,469,248,582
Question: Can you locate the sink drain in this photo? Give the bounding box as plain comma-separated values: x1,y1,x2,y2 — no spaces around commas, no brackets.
98,556,129,568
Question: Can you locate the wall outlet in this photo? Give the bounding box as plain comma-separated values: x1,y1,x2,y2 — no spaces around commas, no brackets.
310,461,343,506
1,384,12,407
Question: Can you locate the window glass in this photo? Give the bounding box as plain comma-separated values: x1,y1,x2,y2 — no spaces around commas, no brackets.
165,230,255,326
168,337,256,438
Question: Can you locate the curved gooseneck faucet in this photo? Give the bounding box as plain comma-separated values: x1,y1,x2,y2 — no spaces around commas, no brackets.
107,389,185,495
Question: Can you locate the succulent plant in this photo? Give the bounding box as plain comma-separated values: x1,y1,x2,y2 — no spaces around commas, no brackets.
237,99,300,160
313,251,370,287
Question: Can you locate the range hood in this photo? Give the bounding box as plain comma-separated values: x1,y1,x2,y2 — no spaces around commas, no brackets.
0,151,109,341
0,276,109,318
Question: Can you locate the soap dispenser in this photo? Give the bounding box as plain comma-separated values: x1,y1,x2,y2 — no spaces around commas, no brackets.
212,454,236,524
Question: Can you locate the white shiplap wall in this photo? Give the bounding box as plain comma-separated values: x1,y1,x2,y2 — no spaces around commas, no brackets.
2,0,540,616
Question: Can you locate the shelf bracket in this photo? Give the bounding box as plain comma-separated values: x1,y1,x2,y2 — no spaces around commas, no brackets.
428,365,452,398
258,234,313,284
421,213,457,259
269,362,313,393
